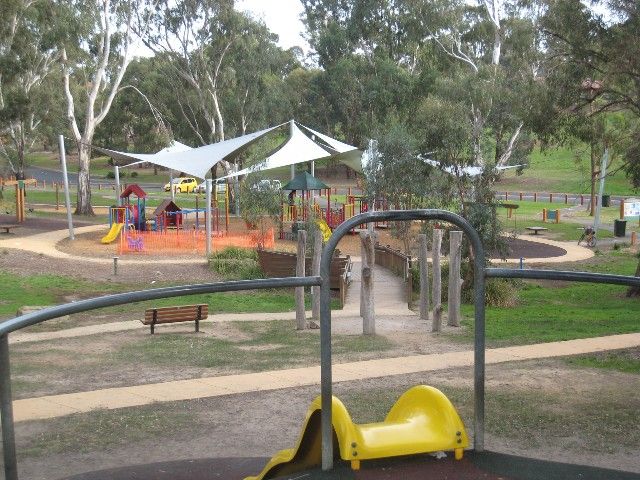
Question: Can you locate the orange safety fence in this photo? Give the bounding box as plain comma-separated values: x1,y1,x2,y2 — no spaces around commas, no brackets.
117,228,275,255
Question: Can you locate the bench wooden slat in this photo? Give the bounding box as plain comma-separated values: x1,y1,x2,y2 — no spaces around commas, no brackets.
141,304,208,333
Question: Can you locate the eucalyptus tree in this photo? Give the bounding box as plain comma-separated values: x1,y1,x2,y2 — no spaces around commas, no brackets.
0,0,58,179
541,0,640,215
57,0,140,215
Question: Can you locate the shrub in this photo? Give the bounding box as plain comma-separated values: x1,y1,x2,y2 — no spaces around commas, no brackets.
209,247,262,280
411,260,521,307
106,171,115,179
131,171,138,178
210,246,257,261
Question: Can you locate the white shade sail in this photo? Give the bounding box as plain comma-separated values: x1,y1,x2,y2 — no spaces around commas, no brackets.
93,120,363,180
93,124,285,179
222,121,363,179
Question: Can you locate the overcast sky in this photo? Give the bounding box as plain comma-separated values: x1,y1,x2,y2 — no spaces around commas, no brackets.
236,0,309,52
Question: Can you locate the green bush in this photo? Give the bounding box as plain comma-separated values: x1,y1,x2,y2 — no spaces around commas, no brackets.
131,171,138,178
411,260,521,307
210,246,257,261
209,247,262,280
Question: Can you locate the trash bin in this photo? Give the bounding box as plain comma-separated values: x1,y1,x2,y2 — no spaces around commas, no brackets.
602,194,611,207
614,219,627,237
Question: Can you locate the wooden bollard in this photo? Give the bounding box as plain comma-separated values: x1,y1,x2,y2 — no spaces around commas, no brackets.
542,208,547,222
631,231,637,246
418,234,430,321
505,192,509,201
519,192,523,201
549,193,553,203
580,194,584,205
348,187,352,196
555,209,560,224
447,231,463,327
55,184,60,211
534,192,537,202
620,200,625,220
564,194,568,204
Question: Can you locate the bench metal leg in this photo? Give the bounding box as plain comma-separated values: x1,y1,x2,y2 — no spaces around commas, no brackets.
151,310,157,334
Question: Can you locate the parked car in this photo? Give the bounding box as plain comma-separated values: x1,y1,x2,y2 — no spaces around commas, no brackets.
252,179,282,191
194,181,228,194
163,177,198,193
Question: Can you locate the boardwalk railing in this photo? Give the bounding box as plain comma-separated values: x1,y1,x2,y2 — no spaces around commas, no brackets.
374,243,413,306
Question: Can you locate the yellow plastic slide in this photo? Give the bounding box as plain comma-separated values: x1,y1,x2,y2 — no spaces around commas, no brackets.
316,219,332,242
101,223,124,244
245,385,469,479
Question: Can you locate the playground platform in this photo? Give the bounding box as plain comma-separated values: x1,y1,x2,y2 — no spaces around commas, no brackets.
60,451,639,480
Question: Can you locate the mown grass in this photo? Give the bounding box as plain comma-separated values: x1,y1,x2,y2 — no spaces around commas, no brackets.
0,272,123,317
496,146,637,196
458,251,640,345
0,270,339,323
566,348,640,374
115,320,394,372
19,404,193,458
496,199,626,241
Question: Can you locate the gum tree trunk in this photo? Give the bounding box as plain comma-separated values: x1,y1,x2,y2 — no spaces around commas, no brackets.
75,141,93,215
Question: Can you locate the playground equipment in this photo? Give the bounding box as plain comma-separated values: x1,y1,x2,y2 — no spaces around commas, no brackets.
316,219,332,242
1,178,37,222
101,223,124,244
153,199,183,231
246,385,469,479
103,184,148,244
120,185,147,231
3,210,640,480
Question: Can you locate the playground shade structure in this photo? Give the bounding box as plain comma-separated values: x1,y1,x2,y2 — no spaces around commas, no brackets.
245,385,469,479
94,121,362,181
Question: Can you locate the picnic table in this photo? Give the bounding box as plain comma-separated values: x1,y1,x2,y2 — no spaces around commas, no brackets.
526,226,548,235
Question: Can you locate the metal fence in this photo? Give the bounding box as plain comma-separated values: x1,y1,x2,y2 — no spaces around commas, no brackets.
2,209,640,479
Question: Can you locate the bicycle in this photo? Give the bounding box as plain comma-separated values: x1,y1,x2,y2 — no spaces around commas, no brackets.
578,226,596,247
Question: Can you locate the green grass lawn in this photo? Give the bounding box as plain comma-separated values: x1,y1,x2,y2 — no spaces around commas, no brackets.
0,271,340,322
459,251,640,345
566,348,640,374
496,199,635,240
496,146,638,196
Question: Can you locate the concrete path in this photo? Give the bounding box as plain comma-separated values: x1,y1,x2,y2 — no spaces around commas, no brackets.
342,258,414,316
13,332,640,423
10,308,427,344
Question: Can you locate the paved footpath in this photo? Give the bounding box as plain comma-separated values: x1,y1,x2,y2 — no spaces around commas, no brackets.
13,333,640,423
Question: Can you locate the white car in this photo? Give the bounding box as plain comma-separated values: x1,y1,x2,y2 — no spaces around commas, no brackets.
252,179,282,191
195,181,228,194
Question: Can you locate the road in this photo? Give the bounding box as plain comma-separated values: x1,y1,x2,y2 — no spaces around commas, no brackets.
25,166,162,191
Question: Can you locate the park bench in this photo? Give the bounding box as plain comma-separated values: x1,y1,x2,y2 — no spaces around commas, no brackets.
0,224,19,234
526,226,548,235
142,304,208,334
